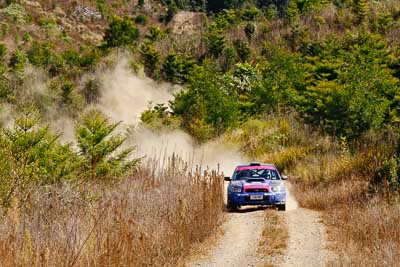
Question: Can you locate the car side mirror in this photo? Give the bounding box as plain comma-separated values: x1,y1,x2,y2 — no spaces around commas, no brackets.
224,176,231,181
281,175,288,180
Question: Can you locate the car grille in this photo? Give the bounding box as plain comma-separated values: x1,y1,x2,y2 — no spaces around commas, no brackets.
245,188,269,193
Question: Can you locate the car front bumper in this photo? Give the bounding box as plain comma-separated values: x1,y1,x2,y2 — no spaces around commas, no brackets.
228,191,286,206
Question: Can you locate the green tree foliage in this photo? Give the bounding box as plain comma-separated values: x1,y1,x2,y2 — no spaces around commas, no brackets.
166,0,178,22
0,105,78,207
207,29,226,58
234,39,251,62
207,0,246,12
244,22,256,41
9,48,27,73
75,109,139,180
242,7,262,21
140,43,161,78
0,43,6,62
253,45,305,112
135,14,148,25
297,33,400,139
286,0,300,25
103,15,139,48
172,64,239,141
27,42,64,76
141,103,181,130
354,0,369,25
146,26,166,42
162,53,196,83
82,78,101,104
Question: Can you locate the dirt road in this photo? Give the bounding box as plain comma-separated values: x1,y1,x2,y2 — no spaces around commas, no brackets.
187,182,334,267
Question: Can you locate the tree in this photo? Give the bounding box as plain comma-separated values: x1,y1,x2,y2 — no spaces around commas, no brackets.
75,109,140,179
162,53,196,83
0,105,78,207
354,0,369,25
207,29,226,58
172,64,240,140
234,39,251,62
9,48,28,73
103,15,139,48
140,43,161,78
166,0,178,22
244,22,256,41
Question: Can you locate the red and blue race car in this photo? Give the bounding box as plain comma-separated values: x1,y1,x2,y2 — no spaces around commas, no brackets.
225,163,287,211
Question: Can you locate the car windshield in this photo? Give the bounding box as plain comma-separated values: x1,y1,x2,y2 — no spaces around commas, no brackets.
234,169,279,180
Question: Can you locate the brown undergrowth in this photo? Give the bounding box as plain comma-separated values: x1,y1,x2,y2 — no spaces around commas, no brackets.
0,156,224,266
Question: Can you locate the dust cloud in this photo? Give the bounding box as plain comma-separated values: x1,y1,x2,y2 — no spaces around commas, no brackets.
97,58,179,126
95,56,245,174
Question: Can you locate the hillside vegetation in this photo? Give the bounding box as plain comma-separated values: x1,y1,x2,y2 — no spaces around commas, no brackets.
0,0,399,265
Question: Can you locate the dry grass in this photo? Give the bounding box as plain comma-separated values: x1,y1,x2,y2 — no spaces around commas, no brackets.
258,209,288,267
0,155,224,266
326,197,400,266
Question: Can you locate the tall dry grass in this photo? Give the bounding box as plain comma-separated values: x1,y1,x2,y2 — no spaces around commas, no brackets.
290,141,400,266
0,155,224,266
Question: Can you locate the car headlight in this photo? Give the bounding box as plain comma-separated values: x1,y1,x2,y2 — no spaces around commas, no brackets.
271,186,281,192
232,185,242,192
229,181,242,193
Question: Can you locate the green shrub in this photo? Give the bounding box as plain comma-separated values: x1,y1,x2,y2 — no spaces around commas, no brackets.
9,48,28,72
0,43,6,61
38,16,57,32
22,32,31,43
1,3,27,24
244,22,256,41
242,7,262,21
103,15,139,48
96,0,106,17
135,14,148,25
234,39,251,62
140,103,181,130
0,22,9,39
0,72,10,100
146,26,166,42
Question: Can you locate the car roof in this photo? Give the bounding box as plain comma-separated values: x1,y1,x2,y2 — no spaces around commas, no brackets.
235,163,277,171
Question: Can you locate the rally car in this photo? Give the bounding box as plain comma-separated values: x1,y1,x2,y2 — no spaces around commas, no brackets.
224,163,287,211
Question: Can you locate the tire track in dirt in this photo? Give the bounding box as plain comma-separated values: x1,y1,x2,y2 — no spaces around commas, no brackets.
281,182,335,266
187,208,266,267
